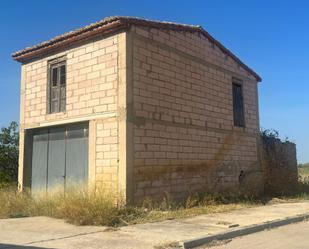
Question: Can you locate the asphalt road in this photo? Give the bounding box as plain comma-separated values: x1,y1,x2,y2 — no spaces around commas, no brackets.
198,220,309,249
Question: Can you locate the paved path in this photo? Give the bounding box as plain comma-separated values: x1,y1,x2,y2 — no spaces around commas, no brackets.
0,202,309,249
197,220,309,249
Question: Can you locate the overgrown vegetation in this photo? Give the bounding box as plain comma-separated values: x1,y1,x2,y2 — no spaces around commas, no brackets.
0,186,128,225
0,185,266,226
260,128,293,144
0,121,19,187
1,183,309,227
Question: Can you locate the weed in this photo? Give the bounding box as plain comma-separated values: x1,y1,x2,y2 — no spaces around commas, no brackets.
1,183,309,227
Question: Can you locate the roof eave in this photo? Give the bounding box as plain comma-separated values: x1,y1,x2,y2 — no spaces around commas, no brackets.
12,19,128,63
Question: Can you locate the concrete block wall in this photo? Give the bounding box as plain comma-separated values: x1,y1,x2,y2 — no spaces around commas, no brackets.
18,33,126,193
94,117,119,190
129,26,263,201
21,35,119,125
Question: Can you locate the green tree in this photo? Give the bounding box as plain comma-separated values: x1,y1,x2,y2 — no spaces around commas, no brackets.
0,121,19,185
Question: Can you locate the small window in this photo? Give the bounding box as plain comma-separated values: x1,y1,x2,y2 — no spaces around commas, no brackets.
232,82,245,127
49,61,66,113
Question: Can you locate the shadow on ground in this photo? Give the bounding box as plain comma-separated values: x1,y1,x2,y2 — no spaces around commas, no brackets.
0,244,53,249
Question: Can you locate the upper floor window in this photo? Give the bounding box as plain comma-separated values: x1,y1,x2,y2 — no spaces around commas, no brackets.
48,60,66,113
232,81,245,127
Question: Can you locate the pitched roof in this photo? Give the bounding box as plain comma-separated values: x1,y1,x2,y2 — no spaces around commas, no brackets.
12,16,261,82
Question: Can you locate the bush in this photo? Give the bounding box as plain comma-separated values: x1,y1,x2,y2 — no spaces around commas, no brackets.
0,121,19,186
260,128,293,144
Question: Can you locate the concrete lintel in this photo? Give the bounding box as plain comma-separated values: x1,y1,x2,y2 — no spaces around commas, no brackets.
23,112,117,130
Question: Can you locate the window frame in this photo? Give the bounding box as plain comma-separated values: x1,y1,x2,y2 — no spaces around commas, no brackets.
47,58,67,114
232,79,246,128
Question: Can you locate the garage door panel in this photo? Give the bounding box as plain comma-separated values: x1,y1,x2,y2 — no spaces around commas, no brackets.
31,130,48,192
65,124,88,187
47,127,66,191
31,123,88,192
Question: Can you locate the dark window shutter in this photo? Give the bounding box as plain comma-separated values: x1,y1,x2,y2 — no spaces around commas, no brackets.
60,65,66,85
60,85,66,112
52,67,58,86
232,83,245,127
49,61,66,113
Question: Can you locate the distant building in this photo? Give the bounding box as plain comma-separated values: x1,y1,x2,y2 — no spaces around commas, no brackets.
13,16,262,202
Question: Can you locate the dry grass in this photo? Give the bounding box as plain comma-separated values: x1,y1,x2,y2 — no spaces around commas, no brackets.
1,183,309,227
0,186,260,226
0,185,131,226
299,164,309,182
299,167,309,178
129,195,258,225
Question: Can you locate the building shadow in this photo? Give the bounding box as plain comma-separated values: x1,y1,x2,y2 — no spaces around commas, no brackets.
0,244,54,249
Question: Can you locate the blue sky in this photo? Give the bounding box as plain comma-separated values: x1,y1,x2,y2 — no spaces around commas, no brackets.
1,0,308,163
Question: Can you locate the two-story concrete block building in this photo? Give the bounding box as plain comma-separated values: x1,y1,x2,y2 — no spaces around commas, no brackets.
13,16,262,203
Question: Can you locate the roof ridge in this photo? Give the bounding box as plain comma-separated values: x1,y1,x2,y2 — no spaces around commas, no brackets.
11,16,261,82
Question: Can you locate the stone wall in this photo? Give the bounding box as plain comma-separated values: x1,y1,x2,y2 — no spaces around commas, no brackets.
129,26,263,202
260,136,298,194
